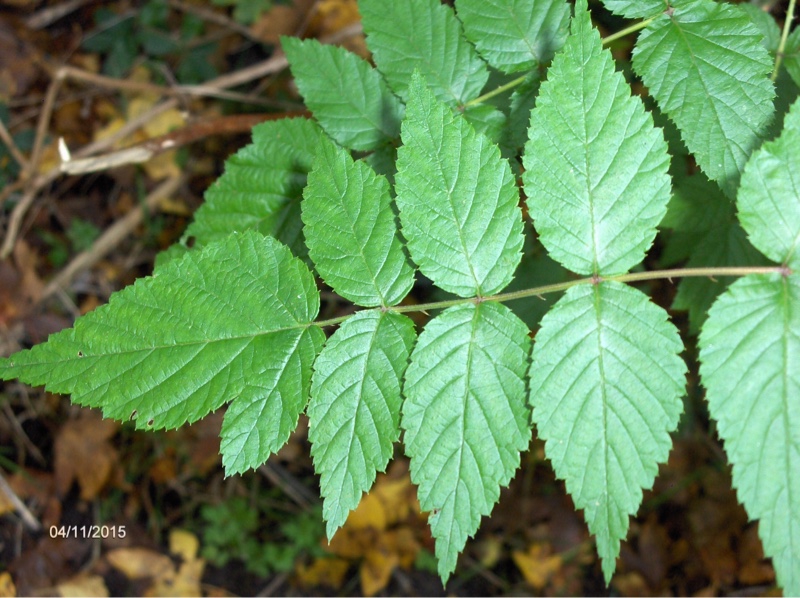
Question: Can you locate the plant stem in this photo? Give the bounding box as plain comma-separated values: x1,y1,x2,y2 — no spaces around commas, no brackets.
313,265,789,328
772,0,798,82
601,17,655,47
462,17,656,108
463,74,528,108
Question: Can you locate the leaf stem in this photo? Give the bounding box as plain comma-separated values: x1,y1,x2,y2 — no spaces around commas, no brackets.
772,0,798,82
601,17,655,47
463,74,528,108
313,265,788,328
462,17,656,108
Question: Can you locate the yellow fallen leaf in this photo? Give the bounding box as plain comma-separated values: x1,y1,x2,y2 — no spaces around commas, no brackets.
169,529,199,562
512,544,562,590
0,572,16,597
57,573,109,597
107,547,174,580
294,557,350,589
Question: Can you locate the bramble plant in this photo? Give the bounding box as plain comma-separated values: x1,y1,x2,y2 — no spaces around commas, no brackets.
2,0,800,590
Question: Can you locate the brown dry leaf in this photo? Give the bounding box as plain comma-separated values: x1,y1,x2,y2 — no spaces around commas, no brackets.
250,0,314,44
57,573,109,597
0,19,38,99
737,525,774,586
512,543,562,590
54,411,119,500
309,0,366,56
0,572,16,597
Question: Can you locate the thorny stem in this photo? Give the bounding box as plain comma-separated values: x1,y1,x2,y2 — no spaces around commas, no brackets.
313,265,790,328
773,0,798,82
463,17,656,108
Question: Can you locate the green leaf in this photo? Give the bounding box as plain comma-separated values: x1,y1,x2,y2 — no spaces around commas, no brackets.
309,310,416,537
784,27,800,88
359,0,489,105
402,302,531,581
738,3,781,54
633,0,775,197
303,139,415,307
523,0,671,276
395,74,524,297
599,0,664,19
737,98,800,269
282,37,404,151
529,282,686,582
661,174,767,333
504,71,540,151
0,231,325,475
456,0,570,72
699,273,800,596
186,118,324,256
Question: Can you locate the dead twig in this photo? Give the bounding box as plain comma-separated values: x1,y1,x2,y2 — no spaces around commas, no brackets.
0,469,41,532
61,111,308,175
0,119,28,171
1,98,180,259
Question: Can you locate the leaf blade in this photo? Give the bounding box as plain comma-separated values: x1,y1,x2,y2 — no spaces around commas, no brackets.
282,37,403,150
456,0,570,72
529,282,686,581
359,0,489,105
309,311,416,537
523,0,671,276
633,0,775,197
699,274,800,596
402,302,532,581
186,118,324,256
395,74,524,297
303,139,415,307
737,98,800,269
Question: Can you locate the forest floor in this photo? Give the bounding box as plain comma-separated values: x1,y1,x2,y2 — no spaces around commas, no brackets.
0,0,784,595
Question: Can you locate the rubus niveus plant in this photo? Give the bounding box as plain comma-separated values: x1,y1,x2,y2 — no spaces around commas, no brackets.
3,0,800,590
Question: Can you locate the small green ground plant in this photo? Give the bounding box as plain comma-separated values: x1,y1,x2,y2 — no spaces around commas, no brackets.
3,0,800,591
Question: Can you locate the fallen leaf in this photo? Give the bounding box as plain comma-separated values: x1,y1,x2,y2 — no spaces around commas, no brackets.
54,411,119,500
0,572,16,597
512,543,562,590
250,0,314,44
57,573,109,597
322,466,428,595
294,557,350,589
106,548,174,580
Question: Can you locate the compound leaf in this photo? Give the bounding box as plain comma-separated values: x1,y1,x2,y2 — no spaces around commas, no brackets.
529,282,686,582
282,37,403,151
0,231,325,475
633,0,775,197
186,118,324,256
402,302,531,581
699,273,800,596
309,310,416,537
395,74,524,297
456,0,570,72
523,0,671,276
303,139,415,307
359,0,488,105
737,98,800,269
